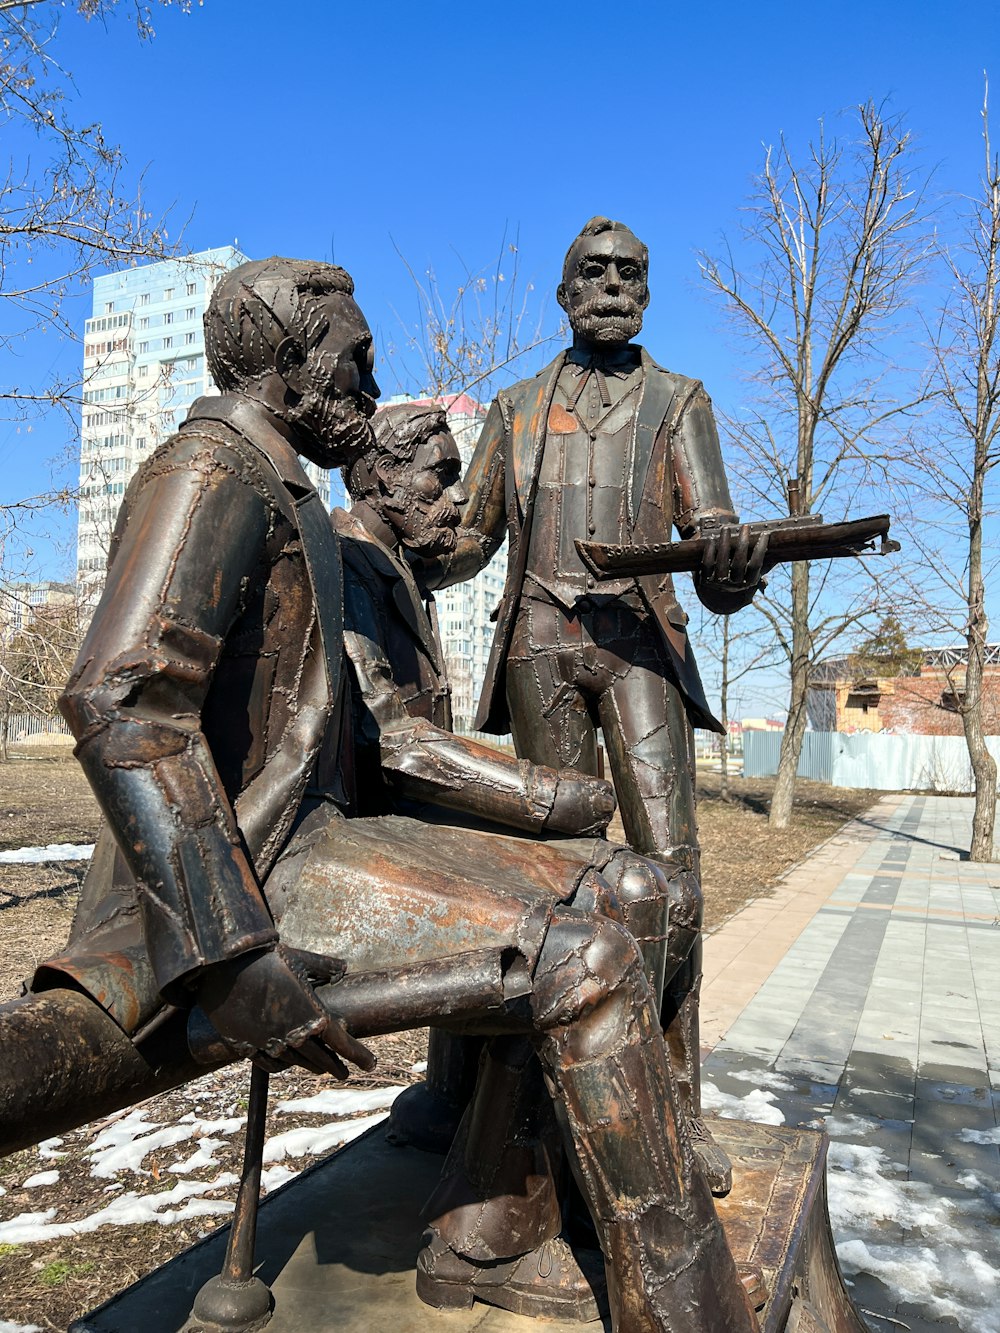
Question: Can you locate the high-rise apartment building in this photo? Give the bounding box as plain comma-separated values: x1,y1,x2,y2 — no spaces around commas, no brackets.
378,393,507,734
76,247,332,603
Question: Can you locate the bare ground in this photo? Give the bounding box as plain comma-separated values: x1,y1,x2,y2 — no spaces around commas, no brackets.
0,751,876,1329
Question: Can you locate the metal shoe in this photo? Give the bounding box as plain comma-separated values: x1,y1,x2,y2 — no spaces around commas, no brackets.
688,1113,734,1195
415,1229,602,1322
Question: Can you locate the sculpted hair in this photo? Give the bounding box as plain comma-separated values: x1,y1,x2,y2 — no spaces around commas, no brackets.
345,402,449,501
204,257,355,391
562,217,649,284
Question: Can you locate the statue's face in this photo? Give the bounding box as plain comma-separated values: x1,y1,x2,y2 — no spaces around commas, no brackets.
558,230,649,346
292,291,381,470
380,429,467,557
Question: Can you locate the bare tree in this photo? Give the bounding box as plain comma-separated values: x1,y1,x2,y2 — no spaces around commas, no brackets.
384,228,565,403
1,0,191,590
701,102,931,827
690,604,779,799
907,89,1000,861
0,583,81,759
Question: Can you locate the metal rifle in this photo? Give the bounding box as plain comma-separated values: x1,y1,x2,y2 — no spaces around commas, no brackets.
575,512,899,582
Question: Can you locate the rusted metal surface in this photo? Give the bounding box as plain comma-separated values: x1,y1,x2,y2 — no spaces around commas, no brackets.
17,254,776,1332
711,1120,867,1333
575,512,899,579
412,218,775,1204
0,990,210,1155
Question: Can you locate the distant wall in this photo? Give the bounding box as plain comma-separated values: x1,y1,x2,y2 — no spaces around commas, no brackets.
744,729,1000,792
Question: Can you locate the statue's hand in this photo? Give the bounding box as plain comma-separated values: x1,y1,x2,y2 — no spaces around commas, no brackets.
196,945,376,1079
694,523,769,613
546,770,617,836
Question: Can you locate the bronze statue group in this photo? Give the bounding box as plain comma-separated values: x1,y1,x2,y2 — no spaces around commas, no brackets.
31,223,776,1331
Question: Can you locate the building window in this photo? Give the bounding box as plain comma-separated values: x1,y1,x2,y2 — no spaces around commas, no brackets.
138,365,149,377
941,689,965,713
139,341,149,353
136,437,147,450
163,311,173,325
139,293,150,306
186,282,196,296
163,287,174,300
104,302,114,314
186,307,197,320
138,317,149,329
163,336,172,349
185,332,196,345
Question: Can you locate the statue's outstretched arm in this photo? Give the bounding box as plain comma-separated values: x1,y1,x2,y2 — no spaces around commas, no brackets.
344,623,615,837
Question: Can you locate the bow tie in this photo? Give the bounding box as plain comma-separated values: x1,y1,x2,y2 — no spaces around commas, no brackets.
566,346,640,375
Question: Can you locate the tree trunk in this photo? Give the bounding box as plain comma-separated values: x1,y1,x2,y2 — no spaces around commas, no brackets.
769,561,812,828
963,495,997,861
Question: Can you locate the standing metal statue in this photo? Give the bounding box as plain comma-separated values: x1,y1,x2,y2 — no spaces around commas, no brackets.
418,216,770,1192
14,258,760,1333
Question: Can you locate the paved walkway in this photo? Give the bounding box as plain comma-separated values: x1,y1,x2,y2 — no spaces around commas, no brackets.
702,794,1000,1333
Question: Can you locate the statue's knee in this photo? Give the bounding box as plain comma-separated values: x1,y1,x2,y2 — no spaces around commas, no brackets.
604,851,669,910
532,912,645,1030
668,868,703,935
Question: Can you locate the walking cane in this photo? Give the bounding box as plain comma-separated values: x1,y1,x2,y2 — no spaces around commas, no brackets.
184,1063,273,1333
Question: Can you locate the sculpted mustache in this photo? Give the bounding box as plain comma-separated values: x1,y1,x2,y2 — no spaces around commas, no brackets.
573,293,644,320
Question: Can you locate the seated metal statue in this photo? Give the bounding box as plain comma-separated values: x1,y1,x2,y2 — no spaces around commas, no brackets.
19,258,757,1332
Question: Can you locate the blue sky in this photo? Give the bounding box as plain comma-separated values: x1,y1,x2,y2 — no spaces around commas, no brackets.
3,0,999,713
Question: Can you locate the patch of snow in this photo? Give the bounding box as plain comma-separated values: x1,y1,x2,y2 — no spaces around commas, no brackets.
263,1112,388,1163
0,1175,239,1245
36,1137,64,1159
0,842,94,864
725,1068,796,1092
828,1140,1000,1330
260,1164,297,1193
410,1061,428,1073
958,1125,1000,1144
168,1138,225,1174
86,1109,243,1179
0,1322,43,1333
21,1170,59,1189
274,1086,405,1117
701,1081,785,1126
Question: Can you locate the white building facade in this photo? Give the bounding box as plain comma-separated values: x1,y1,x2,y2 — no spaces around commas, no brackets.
77,247,331,604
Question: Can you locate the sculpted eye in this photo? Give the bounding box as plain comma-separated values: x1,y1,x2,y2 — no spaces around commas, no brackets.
355,337,374,373
580,261,605,280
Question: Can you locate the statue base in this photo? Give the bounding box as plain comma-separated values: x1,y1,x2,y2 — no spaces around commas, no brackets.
71,1117,864,1333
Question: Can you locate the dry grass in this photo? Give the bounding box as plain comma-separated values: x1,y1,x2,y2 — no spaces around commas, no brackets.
0,750,876,1329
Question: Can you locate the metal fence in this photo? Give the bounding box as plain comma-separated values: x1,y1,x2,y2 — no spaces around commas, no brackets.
3,713,72,744
744,729,1000,792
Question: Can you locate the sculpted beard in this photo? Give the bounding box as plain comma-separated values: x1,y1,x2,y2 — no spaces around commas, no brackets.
570,290,645,342
292,362,377,466
387,490,461,556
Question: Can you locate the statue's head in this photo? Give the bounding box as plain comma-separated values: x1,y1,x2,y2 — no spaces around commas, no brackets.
204,257,380,469
557,217,649,348
346,402,466,557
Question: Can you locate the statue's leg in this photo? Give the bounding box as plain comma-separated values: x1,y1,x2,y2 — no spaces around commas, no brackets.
506,600,599,773
595,639,732,1195
418,906,756,1333
529,909,757,1333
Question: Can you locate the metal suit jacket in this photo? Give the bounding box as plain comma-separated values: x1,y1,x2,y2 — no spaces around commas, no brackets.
335,508,606,833
43,397,344,1031
425,348,740,736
